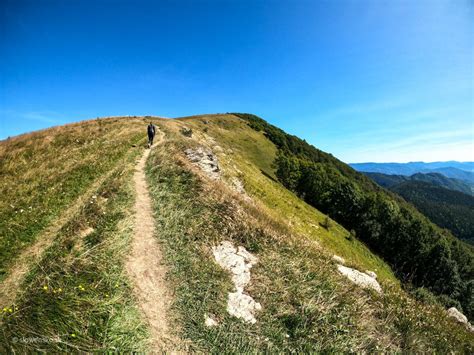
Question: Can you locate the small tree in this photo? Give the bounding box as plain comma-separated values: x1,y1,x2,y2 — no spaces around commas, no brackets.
346,229,356,241
321,216,332,230
180,127,193,137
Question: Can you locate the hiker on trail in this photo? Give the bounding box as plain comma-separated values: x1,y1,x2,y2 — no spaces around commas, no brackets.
147,122,156,147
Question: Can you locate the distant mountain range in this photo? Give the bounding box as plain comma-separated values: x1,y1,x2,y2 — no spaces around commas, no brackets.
350,161,474,183
364,172,473,195
362,171,474,244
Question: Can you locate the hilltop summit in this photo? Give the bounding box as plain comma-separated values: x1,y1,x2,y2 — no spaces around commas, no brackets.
0,114,472,352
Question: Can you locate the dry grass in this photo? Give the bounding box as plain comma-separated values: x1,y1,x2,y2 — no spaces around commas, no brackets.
1,114,472,352
0,120,151,351
145,116,473,352
0,117,147,280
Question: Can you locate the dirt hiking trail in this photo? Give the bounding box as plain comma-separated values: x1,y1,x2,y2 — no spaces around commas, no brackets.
125,139,180,352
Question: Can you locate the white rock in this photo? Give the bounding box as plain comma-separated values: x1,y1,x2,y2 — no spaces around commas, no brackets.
447,307,474,332
204,315,218,327
332,255,345,264
212,241,261,323
184,147,220,180
337,265,382,293
227,291,262,324
231,177,246,194
365,271,377,279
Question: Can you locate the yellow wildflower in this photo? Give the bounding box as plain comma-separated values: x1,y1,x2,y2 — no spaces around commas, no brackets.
43,285,48,291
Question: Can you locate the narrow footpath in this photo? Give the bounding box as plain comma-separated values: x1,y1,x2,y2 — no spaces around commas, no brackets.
125,140,179,352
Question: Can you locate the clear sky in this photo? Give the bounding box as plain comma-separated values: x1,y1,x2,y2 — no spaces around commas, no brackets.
1,0,472,163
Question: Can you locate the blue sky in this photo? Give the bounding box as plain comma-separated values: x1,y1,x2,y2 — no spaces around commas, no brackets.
1,0,472,163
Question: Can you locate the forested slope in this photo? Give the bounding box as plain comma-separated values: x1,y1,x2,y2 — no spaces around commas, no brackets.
234,113,474,320
390,181,474,244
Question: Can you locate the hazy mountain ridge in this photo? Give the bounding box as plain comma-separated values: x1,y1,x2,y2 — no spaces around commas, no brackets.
351,162,474,183
364,172,473,195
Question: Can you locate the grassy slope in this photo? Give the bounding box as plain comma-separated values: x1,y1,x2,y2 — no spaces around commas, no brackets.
181,115,397,283
146,115,473,352
0,117,158,351
0,118,144,280
1,114,473,352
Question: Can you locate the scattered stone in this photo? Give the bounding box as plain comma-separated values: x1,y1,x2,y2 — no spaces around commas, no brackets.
447,307,474,332
184,147,220,180
227,291,262,324
79,227,95,238
448,307,468,324
332,255,345,264
212,241,261,324
337,265,382,293
204,315,218,327
231,177,246,194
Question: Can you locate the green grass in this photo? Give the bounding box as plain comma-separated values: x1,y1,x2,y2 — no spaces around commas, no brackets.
0,118,145,280
145,120,474,352
145,142,393,352
0,145,148,352
1,114,472,352
182,114,397,283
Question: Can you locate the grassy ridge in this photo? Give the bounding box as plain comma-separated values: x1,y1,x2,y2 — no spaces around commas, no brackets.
145,118,473,352
1,114,472,352
145,136,393,352
0,118,144,280
184,115,397,283
0,141,148,352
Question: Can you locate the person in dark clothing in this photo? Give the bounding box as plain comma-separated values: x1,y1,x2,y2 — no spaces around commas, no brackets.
147,122,156,148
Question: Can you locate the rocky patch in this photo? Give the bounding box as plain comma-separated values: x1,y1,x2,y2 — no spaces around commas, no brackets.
337,265,382,293
447,307,474,332
212,241,261,324
332,255,345,264
204,315,218,327
184,147,220,180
